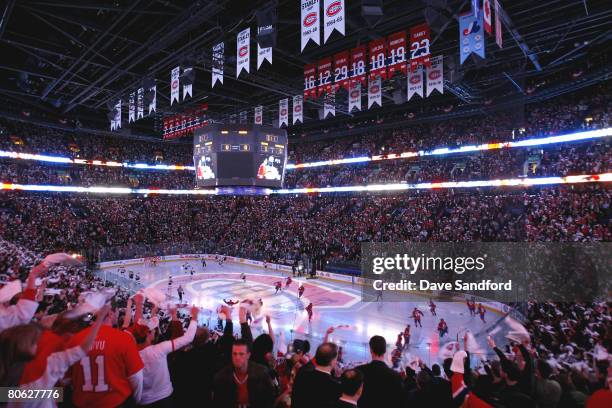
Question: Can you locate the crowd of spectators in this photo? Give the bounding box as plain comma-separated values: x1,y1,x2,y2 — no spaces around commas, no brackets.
0,232,610,407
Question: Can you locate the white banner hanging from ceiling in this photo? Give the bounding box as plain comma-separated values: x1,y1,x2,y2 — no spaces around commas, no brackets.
237,28,250,77
426,56,443,96
170,66,180,105
110,99,121,131
323,91,335,118
240,110,247,124
323,0,345,43
367,77,381,109
254,106,263,125
137,87,144,119
348,82,361,112
183,68,192,100
279,98,289,127
293,95,303,124
148,85,156,114
212,42,224,87
128,92,135,123
301,0,320,52
407,65,424,101
257,26,273,69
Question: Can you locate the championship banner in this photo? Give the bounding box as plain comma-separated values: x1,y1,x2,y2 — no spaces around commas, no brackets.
304,64,317,100
333,50,350,91
323,91,335,118
495,0,503,48
148,85,156,114
459,10,485,64
137,87,144,119
170,66,180,105
387,31,407,79
367,77,381,109
257,25,273,69
483,0,492,35
369,38,387,80
409,23,431,72
350,46,367,86
323,0,345,43
183,68,192,100
279,98,289,127
212,42,224,87
293,95,303,124
426,55,443,96
348,82,361,112
240,110,247,124
407,65,424,100
317,57,333,97
301,0,320,51
254,106,263,125
128,92,135,123
237,28,250,77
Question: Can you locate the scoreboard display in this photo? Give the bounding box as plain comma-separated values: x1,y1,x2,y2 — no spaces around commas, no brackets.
193,124,287,188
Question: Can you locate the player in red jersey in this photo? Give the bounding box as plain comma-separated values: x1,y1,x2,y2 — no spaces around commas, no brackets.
285,276,292,288
66,308,144,408
305,302,313,322
438,318,448,338
412,307,424,328
403,325,411,346
274,281,282,294
478,303,486,323
298,284,305,299
429,299,437,316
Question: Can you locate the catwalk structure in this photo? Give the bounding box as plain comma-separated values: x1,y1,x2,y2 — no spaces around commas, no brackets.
100,258,524,365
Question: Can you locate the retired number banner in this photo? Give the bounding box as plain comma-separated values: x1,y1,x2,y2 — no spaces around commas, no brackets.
350,46,367,86
317,57,333,97
387,31,407,79
333,51,350,91
409,23,431,72
369,38,387,80
304,64,317,100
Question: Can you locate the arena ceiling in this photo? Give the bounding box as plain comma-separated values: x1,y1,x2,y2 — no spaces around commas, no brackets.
0,0,610,137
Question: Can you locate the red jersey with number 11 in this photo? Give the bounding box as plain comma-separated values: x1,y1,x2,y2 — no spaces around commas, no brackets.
67,325,144,408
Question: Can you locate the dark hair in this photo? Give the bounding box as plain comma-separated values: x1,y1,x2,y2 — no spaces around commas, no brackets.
252,334,274,364
432,364,441,376
341,369,363,396
416,370,432,389
314,342,338,367
501,360,521,381
369,335,386,356
537,359,553,379
233,338,251,352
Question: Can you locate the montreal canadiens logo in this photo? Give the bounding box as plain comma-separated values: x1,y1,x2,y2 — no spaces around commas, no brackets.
256,115,261,121
410,75,421,84
304,12,317,27
370,85,379,93
294,106,302,113
326,1,342,17
281,109,287,115
171,80,178,89
350,90,360,98
428,70,441,80
239,46,248,57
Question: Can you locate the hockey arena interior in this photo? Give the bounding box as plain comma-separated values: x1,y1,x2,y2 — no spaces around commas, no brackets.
0,1,610,407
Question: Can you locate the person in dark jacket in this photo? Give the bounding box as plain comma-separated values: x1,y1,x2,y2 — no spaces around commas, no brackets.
355,335,405,408
335,369,364,408
292,342,341,408
213,339,276,408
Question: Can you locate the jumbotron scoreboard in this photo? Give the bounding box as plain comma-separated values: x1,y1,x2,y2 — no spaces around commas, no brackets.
193,124,288,188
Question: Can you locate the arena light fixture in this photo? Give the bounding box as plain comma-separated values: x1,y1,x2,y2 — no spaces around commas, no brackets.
1,173,610,196
0,127,609,172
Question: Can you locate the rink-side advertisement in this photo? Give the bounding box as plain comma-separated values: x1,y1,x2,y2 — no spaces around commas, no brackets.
361,242,611,303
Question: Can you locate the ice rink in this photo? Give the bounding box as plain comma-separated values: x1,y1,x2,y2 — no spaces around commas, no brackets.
100,258,524,365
